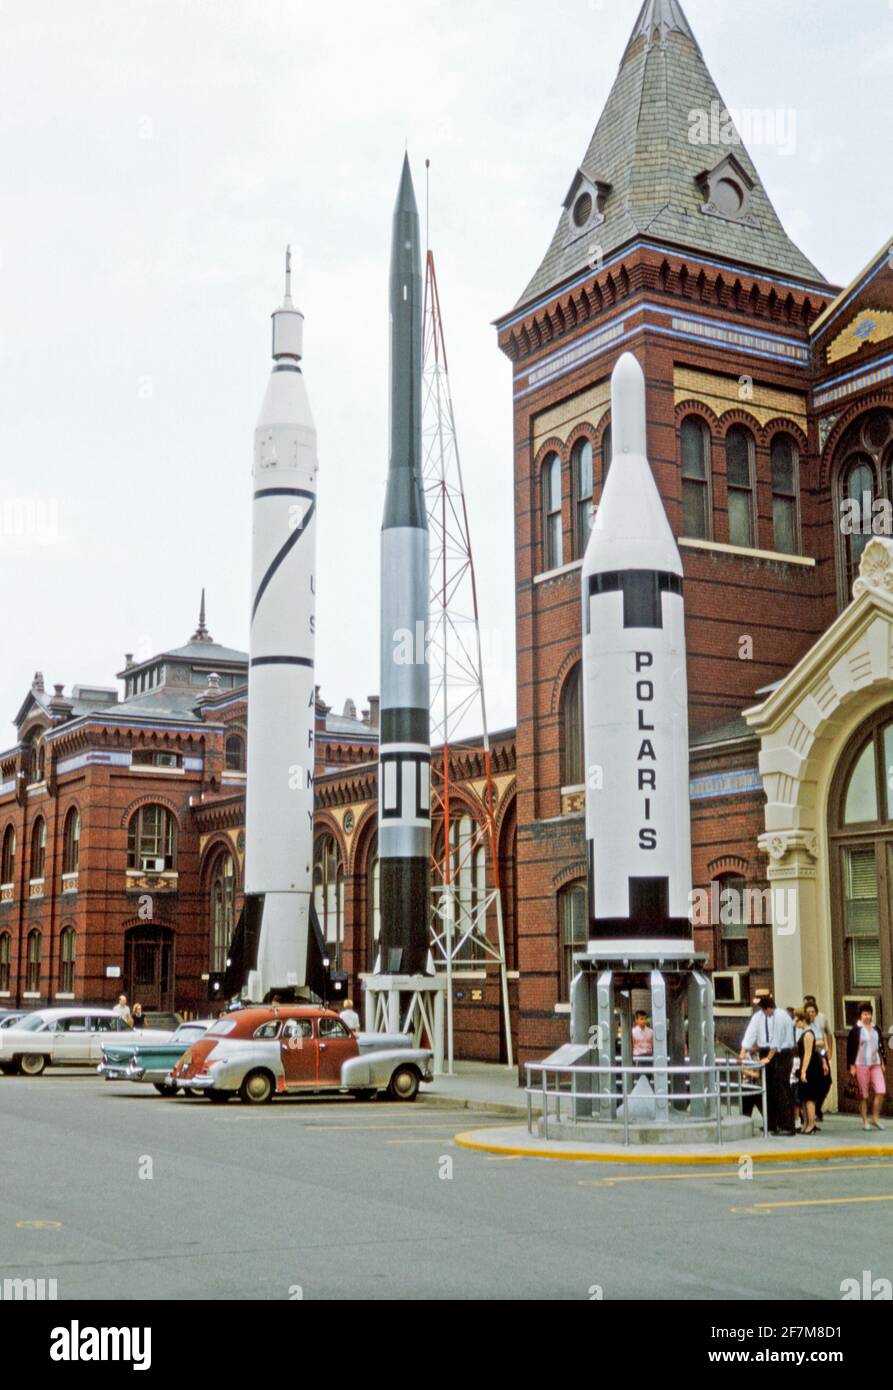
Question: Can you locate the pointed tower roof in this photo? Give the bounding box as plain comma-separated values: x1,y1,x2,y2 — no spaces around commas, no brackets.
517,0,827,310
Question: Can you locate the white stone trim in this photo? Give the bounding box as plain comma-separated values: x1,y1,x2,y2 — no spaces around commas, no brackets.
533,559,583,584
680,537,815,567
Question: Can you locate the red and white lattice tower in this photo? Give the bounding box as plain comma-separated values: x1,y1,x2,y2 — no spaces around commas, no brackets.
421,247,513,1073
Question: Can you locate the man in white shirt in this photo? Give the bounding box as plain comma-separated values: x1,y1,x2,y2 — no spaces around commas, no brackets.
112,995,133,1028
740,996,796,1135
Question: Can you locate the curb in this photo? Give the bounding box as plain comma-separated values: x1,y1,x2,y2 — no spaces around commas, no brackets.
452,1127,893,1165
420,1093,532,1117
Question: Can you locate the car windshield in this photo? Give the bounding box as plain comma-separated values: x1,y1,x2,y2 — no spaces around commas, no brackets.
16,1015,49,1032
175,1025,207,1042
207,1020,237,1037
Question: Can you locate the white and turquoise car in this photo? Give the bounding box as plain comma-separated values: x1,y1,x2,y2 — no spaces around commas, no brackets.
98,1021,212,1095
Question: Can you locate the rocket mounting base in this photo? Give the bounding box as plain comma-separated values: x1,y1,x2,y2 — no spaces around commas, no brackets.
360,974,446,1076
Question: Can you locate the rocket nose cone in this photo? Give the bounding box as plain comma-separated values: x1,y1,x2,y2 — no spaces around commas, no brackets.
395,152,419,216
611,352,647,459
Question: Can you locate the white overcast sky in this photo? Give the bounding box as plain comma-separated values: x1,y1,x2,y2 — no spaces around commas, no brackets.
2,0,892,745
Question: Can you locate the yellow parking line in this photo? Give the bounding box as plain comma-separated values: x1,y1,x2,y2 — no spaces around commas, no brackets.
580,1161,893,1187
735,1194,893,1213
386,1138,453,1145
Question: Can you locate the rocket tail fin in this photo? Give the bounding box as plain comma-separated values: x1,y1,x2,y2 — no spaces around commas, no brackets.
222,895,263,1001
305,897,331,1002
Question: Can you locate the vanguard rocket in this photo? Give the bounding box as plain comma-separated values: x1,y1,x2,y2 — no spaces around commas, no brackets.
581,352,693,943
376,155,431,977
225,251,328,1002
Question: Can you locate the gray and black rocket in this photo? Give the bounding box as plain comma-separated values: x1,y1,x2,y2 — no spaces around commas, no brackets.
376,155,431,976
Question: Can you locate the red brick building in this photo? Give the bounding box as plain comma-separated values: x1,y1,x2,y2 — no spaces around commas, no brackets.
5,0,893,1095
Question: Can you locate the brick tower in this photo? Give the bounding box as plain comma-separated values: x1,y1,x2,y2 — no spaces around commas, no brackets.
495,0,837,1062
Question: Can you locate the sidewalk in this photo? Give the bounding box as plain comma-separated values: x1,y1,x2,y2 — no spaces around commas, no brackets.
420,1060,529,1114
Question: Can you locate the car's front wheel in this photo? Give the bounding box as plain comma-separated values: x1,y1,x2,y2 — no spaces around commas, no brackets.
19,1053,46,1077
239,1070,274,1105
387,1065,420,1102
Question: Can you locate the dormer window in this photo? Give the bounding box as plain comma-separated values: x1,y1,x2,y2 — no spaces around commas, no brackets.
563,169,612,246
696,154,757,226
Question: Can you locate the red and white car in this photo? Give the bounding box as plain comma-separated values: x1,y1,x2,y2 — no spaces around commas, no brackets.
171,1005,433,1105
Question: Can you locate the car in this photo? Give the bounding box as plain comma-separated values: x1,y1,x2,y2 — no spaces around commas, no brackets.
98,1021,212,1094
171,1005,434,1105
0,1008,176,1076
0,1010,27,1029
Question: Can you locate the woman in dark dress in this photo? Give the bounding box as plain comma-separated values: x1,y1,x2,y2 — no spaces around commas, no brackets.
798,1024,829,1135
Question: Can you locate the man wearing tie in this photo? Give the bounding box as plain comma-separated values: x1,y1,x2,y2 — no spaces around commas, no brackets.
740,995,796,1135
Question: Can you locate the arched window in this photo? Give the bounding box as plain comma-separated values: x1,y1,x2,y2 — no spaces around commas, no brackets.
60,927,77,993
30,817,46,881
313,833,344,971
558,881,587,1000
541,452,563,571
602,423,613,485
62,808,80,876
28,733,46,785
712,872,749,969
771,434,800,554
225,734,245,772
725,425,755,548
571,438,593,560
680,417,710,539
0,826,15,886
0,932,10,992
127,805,177,872
841,457,875,597
210,851,235,972
448,815,487,962
26,929,42,993
831,710,893,1028
560,664,584,788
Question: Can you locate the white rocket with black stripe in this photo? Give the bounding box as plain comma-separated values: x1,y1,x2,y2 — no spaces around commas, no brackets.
377,155,431,977
581,352,693,944
242,250,321,998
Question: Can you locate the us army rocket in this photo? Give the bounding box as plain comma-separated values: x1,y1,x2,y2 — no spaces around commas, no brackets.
581,352,693,943
376,155,431,977
231,251,328,1002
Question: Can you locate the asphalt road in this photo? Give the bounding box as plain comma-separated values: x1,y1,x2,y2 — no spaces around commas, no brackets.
1,1071,891,1301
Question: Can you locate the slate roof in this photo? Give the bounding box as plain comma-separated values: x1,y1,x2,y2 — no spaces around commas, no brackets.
516,0,828,312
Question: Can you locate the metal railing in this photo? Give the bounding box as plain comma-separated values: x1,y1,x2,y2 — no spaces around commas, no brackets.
525,1056,768,1146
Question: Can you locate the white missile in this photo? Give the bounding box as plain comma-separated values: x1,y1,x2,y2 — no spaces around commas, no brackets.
581,351,692,943
240,249,321,999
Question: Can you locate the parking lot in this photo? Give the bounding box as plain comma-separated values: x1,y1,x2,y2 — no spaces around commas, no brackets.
2,1069,892,1300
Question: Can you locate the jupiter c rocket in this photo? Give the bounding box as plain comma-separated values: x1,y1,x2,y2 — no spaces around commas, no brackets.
376,155,432,978
225,251,328,1003
581,352,693,945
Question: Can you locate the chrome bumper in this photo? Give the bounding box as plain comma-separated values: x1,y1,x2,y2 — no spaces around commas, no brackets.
175,1074,215,1090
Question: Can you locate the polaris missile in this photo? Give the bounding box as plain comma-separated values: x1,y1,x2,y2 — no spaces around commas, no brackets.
581,351,692,943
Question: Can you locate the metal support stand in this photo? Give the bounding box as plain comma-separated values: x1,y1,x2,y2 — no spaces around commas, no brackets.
360,973,446,1075
565,940,717,1132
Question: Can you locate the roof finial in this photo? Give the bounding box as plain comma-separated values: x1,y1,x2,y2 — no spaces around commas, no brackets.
284,244,293,307
191,588,213,643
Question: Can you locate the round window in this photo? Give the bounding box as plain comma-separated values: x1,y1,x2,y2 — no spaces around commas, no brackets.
713,178,743,217
572,192,593,228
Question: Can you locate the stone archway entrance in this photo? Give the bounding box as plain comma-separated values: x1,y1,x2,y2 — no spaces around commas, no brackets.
746,538,893,1108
